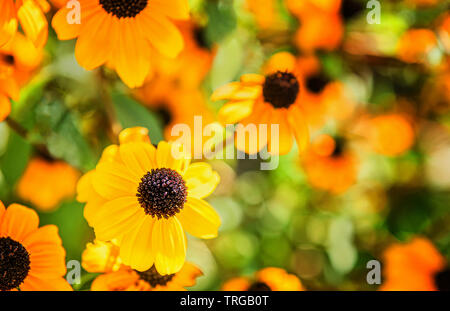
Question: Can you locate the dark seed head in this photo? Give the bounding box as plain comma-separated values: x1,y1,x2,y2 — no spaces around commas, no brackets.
435,268,450,291
136,266,175,287
155,105,173,127
248,281,272,291
2,54,15,65
305,73,330,94
331,137,346,158
0,237,31,291
263,71,300,109
99,0,148,19
137,168,188,219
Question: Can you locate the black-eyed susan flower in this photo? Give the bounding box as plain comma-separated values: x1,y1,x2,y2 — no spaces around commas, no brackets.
0,0,49,48
222,267,304,291
211,54,309,156
51,0,190,88
380,237,450,291
17,157,80,211
77,127,221,275
0,33,42,122
82,239,202,291
302,134,358,194
0,201,72,291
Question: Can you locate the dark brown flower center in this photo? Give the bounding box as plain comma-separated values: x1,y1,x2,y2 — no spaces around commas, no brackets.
331,137,345,158
248,281,272,291
155,104,173,127
136,266,175,287
0,237,31,291
435,267,450,291
137,168,187,219
2,54,15,66
99,0,148,18
305,73,330,94
263,71,300,109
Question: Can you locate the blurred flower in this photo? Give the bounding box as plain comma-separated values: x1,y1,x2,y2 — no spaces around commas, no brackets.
380,237,449,291
17,157,80,211
365,114,415,156
0,33,43,122
136,77,218,158
51,0,190,88
286,0,343,52
245,0,286,30
0,0,49,48
302,134,358,194
222,267,305,291
77,127,221,275
438,13,450,52
397,29,438,64
0,201,72,291
211,55,310,155
151,20,216,89
83,239,201,291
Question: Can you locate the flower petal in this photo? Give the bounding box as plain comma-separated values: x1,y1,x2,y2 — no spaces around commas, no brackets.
184,162,220,199
177,197,220,239
0,204,38,241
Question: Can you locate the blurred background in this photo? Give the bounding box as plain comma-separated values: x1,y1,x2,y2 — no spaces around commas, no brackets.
0,0,449,290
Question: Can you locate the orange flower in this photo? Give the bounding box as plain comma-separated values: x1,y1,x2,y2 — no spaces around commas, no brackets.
136,77,218,159
366,114,415,156
0,32,42,122
380,237,449,291
245,0,287,30
302,134,358,194
287,0,343,52
0,0,49,48
82,240,202,291
150,20,216,89
0,201,72,291
211,54,310,156
52,0,190,88
438,13,450,52
17,157,80,211
223,267,304,291
397,29,438,63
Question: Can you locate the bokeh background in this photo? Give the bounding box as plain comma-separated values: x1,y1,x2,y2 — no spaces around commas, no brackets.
1,0,449,290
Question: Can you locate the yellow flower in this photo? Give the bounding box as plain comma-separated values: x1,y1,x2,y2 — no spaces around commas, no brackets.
0,201,72,291
82,239,202,291
17,157,80,211
51,0,190,88
77,127,221,275
0,32,42,122
222,267,305,291
0,0,49,48
211,55,309,155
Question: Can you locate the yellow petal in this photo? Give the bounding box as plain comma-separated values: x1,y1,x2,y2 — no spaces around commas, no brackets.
152,217,186,275
184,162,220,199
17,0,48,48
211,82,241,101
0,0,18,48
93,162,138,200
119,142,156,179
218,100,254,124
177,198,220,239
287,105,309,152
148,0,190,20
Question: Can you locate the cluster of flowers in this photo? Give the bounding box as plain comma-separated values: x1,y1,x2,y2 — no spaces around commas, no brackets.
0,0,449,291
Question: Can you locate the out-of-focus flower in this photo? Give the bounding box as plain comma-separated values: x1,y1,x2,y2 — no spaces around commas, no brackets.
52,0,190,88
211,55,310,155
17,157,80,211
380,237,449,291
438,13,450,52
0,33,43,122
365,114,415,156
222,267,305,291
286,0,343,52
0,0,49,48
83,239,202,291
245,0,287,30
77,127,221,275
397,29,438,64
0,201,72,291
302,134,358,194
136,77,218,158
151,21,216,89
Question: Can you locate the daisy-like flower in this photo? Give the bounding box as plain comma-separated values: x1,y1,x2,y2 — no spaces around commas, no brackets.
0,201,72,291
17,157,80,211
82,240,202,291
380,237,449,291
0,0,49,48
222,267,304,291
211,55,310,156
0,33,42,122
51,0,190,88
302,134,358,194
77,127,221,275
